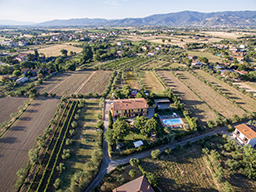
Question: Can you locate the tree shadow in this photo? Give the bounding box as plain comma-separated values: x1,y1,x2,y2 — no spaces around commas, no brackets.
11,126,26,131
0,137,18,143
20,116,31,121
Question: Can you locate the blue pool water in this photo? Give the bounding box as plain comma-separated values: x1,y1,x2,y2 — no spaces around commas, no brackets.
163,118,183,126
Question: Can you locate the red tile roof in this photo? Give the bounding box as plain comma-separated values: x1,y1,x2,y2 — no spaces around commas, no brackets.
112,98,148,111
235,124,256,140
112,176,155,192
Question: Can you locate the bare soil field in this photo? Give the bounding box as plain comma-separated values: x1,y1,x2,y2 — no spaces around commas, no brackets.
41,71,92,96
23,44,82,57
202,31,244,39
176,71,245,119
0,97,59,192
78,70,112,95
0,97,29,124
193,70,256,112
36,72,73,94
157,71,217,123
140,71,165,93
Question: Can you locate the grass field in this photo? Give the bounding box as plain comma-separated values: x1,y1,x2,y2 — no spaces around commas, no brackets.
125,71,140,89
176,71,245,119
0,97,59,192
0,97,29,124
23,44,82,57
157,71,217,123
59,99,101,191
139,71,165,94
187,51,222,63
140,144,220,192
78,70,112,95
193,69,256,112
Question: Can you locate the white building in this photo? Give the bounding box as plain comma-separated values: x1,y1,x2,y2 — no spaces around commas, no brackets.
16,77,28,84
233,124,256,147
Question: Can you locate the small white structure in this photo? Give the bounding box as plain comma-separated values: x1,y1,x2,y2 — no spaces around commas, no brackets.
133,140,144,148
16,77,28,84
233,124,256,147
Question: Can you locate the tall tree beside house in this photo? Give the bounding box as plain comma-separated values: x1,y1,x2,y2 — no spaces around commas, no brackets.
143,118,158,136
108,110,113,129
113,118,130,140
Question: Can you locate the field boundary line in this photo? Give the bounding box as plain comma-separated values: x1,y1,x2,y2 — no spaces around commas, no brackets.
47,73,74,94
74,71,96,94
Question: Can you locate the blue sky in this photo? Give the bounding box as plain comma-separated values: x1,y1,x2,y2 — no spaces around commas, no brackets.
0,0,255,22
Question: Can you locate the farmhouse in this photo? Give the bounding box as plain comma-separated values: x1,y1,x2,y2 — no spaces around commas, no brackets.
147,51,156,56
111,98,148,118
112,175,155,192
233,123,256,147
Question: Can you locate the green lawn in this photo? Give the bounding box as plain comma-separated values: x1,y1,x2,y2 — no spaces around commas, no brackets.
59,99,101,190
187,51,222,63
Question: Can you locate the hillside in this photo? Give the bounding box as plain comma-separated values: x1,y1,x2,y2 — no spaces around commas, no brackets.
37,10,256,27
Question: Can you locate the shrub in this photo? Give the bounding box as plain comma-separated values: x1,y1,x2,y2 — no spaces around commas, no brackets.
129,158,140,167
71,121,77,128
53,178,61,189
151,149,161,159
129,169,136,178
164,147,172,155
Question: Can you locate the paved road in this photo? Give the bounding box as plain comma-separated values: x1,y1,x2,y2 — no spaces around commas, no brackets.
83,100,233,192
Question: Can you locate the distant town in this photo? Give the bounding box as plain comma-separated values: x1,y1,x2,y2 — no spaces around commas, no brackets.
0,20,256,192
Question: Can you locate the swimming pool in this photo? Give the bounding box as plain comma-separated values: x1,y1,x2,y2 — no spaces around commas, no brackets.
163,118,184,126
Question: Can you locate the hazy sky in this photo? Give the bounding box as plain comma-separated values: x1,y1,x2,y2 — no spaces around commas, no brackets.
0,0,255,23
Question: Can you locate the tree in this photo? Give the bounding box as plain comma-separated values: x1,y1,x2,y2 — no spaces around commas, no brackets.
135,93,143,98
108,110,113,129
13,70,21,77
151,149,161,159
146,172,159,187
134,116,148,133
104,128,114,145
129,169,136,178
113,119,130,140
129,158,139,167
60,49,68,57
28,148,39,163
144,118,158,135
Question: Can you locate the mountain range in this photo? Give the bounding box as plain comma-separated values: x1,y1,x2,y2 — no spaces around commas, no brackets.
2,11,256,27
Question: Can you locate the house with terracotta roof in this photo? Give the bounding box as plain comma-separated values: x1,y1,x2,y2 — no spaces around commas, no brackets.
111,98,148,118
233,124,256,147
112,175,155,192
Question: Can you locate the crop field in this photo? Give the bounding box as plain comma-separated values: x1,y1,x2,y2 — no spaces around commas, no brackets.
187,51,222,63
125,71,140,89
36,72,73,94
23,44,83,57
193,69,256,112
176,71,245,119
234,82,256,97
157,71,217,123
59,99,101,191
140,145,219,192
78,70,112,95
0,96,29,124
0,97,59,192
47,71,93,96
139,71,165,93
202,31,245,39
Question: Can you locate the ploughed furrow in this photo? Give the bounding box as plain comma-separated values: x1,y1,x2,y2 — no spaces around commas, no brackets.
27,101,72,192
